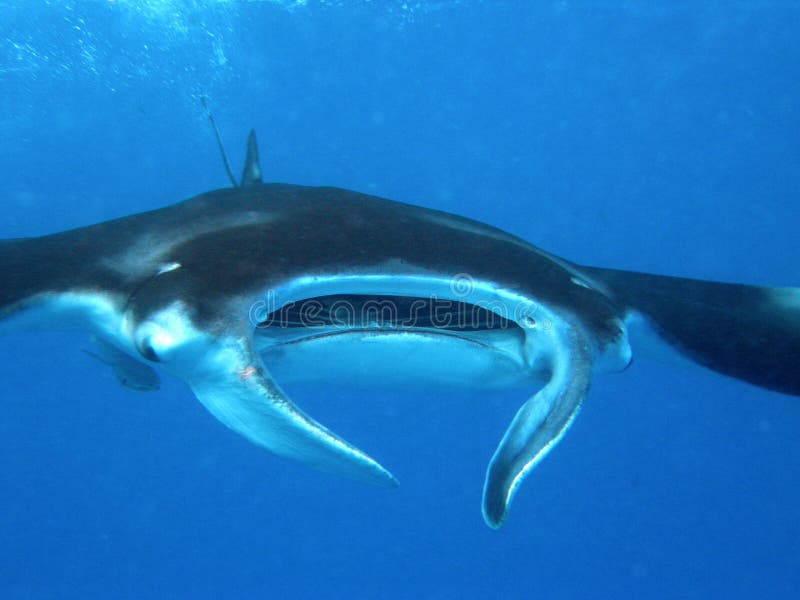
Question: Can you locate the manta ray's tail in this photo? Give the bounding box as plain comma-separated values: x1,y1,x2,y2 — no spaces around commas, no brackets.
583,266,800,396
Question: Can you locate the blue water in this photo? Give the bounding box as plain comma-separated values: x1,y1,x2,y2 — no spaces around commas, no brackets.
1,2,799,597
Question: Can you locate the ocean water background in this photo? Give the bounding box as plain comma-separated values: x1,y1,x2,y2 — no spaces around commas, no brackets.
1,1,799,597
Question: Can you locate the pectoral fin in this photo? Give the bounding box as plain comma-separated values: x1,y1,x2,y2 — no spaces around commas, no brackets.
483,333,593,528
188,337,398,488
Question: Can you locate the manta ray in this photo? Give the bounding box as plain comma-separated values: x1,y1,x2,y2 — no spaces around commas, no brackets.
1,131,797,528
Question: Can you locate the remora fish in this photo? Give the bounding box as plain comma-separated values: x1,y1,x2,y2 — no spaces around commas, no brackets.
1,132,797,528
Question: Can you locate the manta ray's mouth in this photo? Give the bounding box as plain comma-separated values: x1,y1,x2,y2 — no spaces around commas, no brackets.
253,293,533,390
255,294,523,334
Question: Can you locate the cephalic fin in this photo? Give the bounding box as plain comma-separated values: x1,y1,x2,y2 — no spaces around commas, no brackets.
188,335,398,488
482,328,592,528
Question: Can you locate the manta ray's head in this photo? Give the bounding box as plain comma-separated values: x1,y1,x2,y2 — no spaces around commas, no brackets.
123,263,205,366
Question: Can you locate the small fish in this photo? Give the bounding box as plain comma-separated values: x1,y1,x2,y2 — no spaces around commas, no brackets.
84,335,160,392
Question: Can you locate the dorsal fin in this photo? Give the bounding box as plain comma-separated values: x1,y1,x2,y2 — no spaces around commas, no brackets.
240,130,263,188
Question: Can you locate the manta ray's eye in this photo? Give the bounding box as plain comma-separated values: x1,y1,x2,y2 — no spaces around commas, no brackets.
131,302,190,363
137,337,160,362
134,321,172,362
